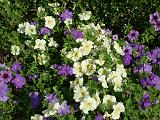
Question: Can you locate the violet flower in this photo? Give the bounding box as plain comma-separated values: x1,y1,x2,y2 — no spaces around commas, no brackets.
94,114,103,120
11,61,22,72
11,74,26,88
123,54,132,65
123,45,133,55
127,30,139,41
149,12,160,24
140,93,151,110
112,34,118,41
0,82,9,102
29,92,40,109
39,27,51,36
60,10,73,21
45,93,58,104
57,100,70,116
71,28,83,40
0,70,12,83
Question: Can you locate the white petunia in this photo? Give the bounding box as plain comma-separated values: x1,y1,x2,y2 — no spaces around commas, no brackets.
80,96,97,114
95,59,105,66
113,78,123,92
92,92,101,107
103,111,111,119
80,41,94,56
25,22,36,35
73,62,83,77
38,7,45,13
31,114,43,120
73,86,89,102
103,95,116,105
11,45,20,55
34,39,46,51
98,75,108,88
48,38,59,48
64,18,72,26
81,59,96,76
42,102,60,117
70,77,83,89
17,22,27,34
45,16,56,29
78,11,91,21
37,54,47,65
111,102,125,120
113,41,123,55
97,67,110,76
116,64,127,78
67,48,82,62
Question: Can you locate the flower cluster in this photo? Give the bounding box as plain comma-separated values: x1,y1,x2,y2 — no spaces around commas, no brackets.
0,62,25,101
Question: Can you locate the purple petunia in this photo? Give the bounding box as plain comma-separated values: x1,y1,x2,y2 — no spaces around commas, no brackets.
11,62,22,72
0,82,9,102
140,73,160,89
140,93,151,110
123,54,132,65
71,29,83,40
149,12,160,31
29,92,40,109
0,70,12,83
94,114,103,120
45,93,58,104
134,63,152,74
112,34,118,41
60,10,73,21
30,21,37,26
127,30,139,41
11,74,25,88
39,27,51,36
149,12,160,25
57,100,70,116
51,64,73,76
123,45,133,55
104,28,112,35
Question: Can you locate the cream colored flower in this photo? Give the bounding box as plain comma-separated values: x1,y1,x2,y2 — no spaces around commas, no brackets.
78,11,91,21
80,96,97,114
38,7,45,13
11,45,20,55
67,48,82,61
34,39,46,51
48,38,59,48
31,114,43,120
45,16,56,29
80,41,94,56
81,59,96,76
113,78,123,92
73,62,83,77
92,92,101,107
116,64,127,78
103,95,116,105
114,41,123,55
95,59,105,66
37,54,47,65
97,67,110,76
64,18,72,26
73,86,89,102
98,75,108,88
25,22,36,35
111,102,125,120
103,111,111,119
17,22,27,34
42,102,60,117
70,77,83,88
